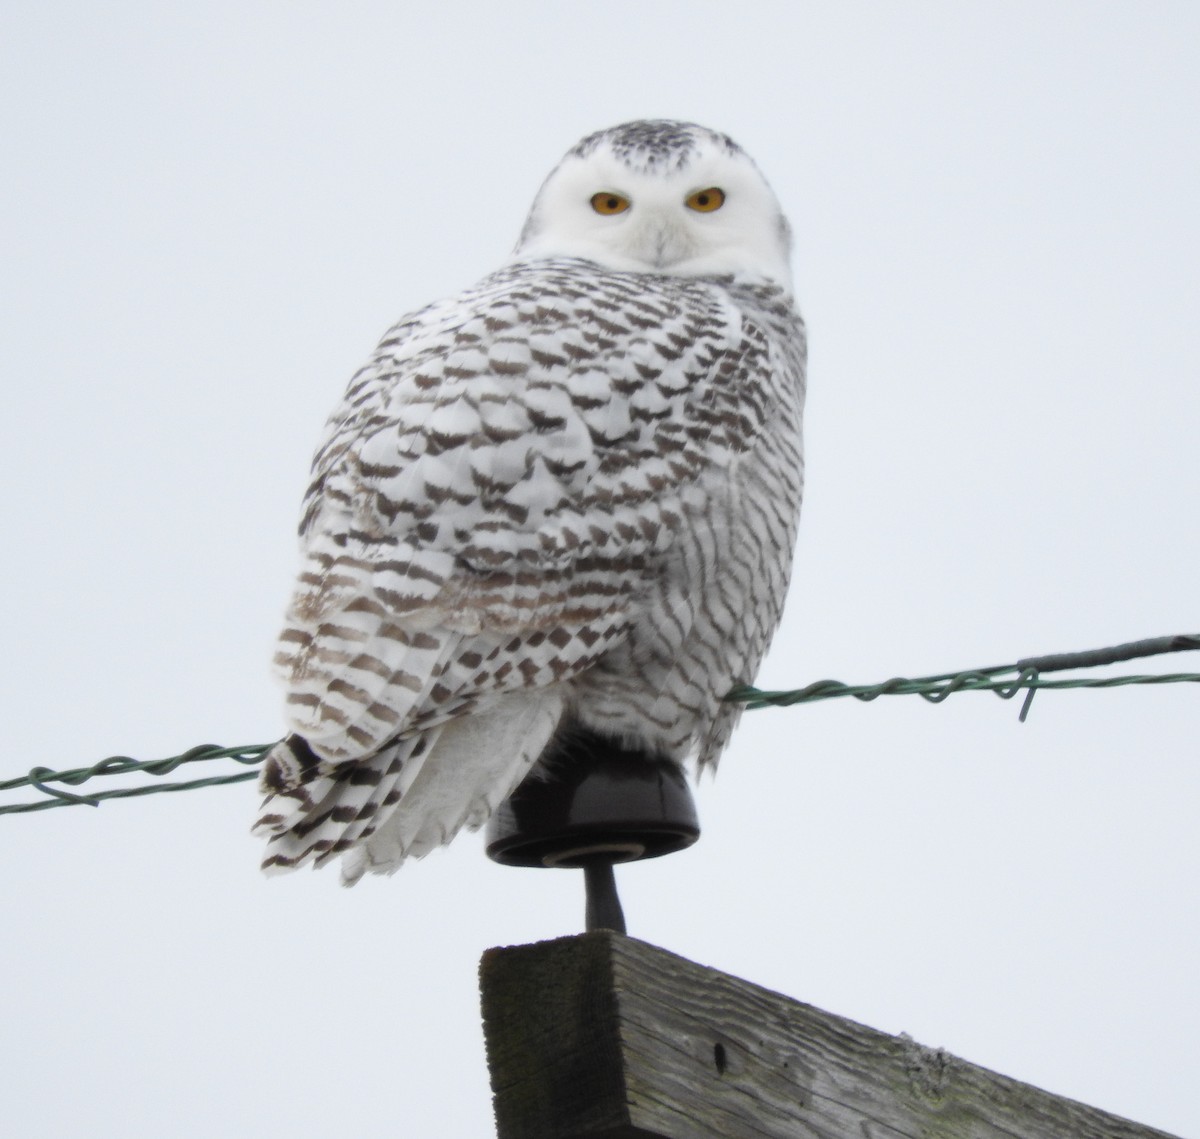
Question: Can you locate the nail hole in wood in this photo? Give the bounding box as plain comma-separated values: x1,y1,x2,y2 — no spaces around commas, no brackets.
713,1042,727,1075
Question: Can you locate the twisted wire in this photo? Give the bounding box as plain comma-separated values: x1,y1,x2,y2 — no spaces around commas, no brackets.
2,634,1195,816
0,744,271,816
728,633,1200,721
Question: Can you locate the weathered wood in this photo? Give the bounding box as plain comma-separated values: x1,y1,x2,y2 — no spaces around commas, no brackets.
480,931,1179,1139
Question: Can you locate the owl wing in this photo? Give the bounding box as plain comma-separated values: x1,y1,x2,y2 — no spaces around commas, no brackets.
255,260,789,872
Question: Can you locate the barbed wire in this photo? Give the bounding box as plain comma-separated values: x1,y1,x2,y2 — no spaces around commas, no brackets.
727,633,1200,720
0,744,270,816
1,634,1195,817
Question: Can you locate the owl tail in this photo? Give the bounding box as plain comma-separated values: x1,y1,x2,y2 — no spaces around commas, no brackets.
252,732,438,873
253,689,565,883
339,689,566,885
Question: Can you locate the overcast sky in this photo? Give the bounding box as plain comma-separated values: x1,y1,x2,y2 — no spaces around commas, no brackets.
2,3,1197,1136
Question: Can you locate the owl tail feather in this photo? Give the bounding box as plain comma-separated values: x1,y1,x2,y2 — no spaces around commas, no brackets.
254,689,566,884
253,731,441,875
339,689,566,885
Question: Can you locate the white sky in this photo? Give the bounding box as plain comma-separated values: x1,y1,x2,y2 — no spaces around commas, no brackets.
2,3,1197,1136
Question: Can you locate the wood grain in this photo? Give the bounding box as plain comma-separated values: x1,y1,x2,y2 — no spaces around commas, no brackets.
480,931,1179,1139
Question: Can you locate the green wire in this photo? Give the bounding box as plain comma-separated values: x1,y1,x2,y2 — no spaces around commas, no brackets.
0,743,271,816
2,634,1196,817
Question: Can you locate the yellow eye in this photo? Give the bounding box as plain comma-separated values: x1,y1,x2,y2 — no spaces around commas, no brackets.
590,192,631,215
685,187,726,212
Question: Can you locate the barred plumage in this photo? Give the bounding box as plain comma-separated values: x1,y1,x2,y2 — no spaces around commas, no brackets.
254,121,806,883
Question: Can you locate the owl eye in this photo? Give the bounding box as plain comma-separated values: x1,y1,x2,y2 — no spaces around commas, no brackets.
590,192,631,215
685,187,726,212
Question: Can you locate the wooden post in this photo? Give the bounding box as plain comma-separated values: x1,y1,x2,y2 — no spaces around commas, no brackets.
480,931,1180,1139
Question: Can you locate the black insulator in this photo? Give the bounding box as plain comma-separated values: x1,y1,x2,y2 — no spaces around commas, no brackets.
484,730,700,869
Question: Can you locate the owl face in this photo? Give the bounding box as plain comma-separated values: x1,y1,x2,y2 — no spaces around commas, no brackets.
514,121,793,288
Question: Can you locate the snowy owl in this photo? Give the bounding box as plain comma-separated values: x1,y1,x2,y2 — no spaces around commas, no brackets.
254,120,806,884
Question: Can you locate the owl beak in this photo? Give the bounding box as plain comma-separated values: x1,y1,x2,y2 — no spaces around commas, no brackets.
641,215,694,270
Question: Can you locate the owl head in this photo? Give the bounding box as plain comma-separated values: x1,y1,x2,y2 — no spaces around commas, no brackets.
513,120,793,288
